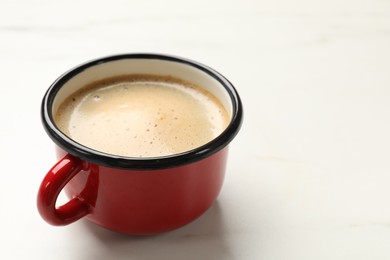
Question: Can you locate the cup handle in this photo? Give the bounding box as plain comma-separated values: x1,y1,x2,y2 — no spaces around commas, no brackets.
37,154,91,226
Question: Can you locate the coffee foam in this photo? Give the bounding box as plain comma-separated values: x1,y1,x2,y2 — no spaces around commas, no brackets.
54,75,229,157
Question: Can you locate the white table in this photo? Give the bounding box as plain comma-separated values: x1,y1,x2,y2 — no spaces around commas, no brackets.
1,0,389,259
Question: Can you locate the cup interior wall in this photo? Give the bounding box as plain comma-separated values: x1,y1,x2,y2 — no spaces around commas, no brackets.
52,59,233,122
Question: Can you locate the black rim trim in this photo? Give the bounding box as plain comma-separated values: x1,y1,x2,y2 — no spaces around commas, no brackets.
41,53,243,170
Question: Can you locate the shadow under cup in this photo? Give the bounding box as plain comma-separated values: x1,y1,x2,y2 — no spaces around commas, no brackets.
38,54,242,235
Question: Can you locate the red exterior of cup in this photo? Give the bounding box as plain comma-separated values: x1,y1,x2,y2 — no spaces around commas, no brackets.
54,146,228,234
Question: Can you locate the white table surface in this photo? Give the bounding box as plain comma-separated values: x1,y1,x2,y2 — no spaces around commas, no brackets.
1,0,390,259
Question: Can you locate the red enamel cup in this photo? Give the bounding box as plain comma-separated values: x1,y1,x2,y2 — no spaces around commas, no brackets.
37,54,242,234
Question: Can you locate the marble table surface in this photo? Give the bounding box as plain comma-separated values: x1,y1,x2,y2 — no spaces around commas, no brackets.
1,0,389,259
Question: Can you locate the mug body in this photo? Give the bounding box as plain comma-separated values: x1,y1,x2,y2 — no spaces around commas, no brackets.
38,54,242,234
57,147,228,234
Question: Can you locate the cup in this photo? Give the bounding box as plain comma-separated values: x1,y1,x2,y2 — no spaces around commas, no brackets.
37,53,242,234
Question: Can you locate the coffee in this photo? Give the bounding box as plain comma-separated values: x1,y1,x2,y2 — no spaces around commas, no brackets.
54,74,229,157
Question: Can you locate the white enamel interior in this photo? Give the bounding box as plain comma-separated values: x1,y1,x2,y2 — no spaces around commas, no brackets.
52,59,233,120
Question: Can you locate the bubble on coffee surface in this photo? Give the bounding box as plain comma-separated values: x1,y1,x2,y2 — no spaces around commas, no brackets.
54,75,229,157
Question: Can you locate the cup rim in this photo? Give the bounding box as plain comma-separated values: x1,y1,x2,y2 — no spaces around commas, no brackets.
41,53,243,170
